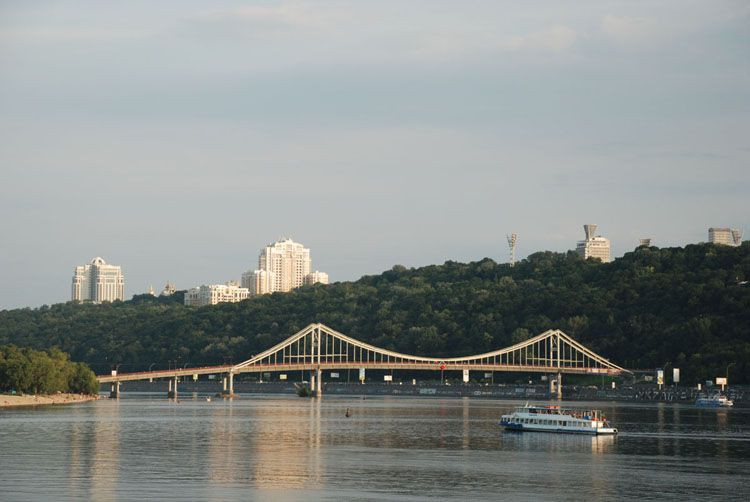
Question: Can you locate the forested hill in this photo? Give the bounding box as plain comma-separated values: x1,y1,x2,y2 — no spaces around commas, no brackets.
1,243,749,383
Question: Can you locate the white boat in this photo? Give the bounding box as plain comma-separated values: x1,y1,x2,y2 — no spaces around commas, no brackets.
500,404,618,435
695,393,733,408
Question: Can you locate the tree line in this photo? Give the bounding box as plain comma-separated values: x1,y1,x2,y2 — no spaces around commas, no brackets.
0,242,748,384
0,345,99,395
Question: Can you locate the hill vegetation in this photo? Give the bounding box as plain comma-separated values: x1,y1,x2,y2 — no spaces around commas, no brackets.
0,243,748,384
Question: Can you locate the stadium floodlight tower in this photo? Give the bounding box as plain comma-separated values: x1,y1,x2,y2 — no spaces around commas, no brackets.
583,224,597,241
506,233,518,267
732,229,743,246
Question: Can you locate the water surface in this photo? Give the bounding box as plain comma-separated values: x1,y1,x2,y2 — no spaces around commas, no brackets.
1,395,748,500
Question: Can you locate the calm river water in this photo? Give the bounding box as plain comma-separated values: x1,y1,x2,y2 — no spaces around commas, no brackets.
1,394,749,501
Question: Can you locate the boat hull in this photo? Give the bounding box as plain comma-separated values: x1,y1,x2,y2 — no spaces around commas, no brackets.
695,402,733,408
502,422,617,435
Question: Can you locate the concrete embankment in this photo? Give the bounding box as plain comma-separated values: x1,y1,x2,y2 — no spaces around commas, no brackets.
1,393,99,408
102,380,749,406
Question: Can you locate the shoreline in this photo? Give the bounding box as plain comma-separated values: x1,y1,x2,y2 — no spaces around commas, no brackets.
105,381,749,407
0,393,99,408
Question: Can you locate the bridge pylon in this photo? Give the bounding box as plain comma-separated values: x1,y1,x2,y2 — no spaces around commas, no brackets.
167,377,177,398
221,372,234,397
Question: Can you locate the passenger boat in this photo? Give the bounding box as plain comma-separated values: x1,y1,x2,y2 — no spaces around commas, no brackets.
695,393,733,408
500,404,618,435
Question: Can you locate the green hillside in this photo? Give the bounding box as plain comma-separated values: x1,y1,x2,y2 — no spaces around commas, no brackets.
1,243,748,383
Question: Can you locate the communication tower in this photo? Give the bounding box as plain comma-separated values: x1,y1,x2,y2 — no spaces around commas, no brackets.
506,233,518,267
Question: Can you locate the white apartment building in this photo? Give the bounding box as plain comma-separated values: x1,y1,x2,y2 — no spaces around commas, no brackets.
304,271,329,286
708,227,742,246
184,283,250,307
242,269,274,295
160,281,176,296
243,238,328,295
71,257,125,303
576,224,612,263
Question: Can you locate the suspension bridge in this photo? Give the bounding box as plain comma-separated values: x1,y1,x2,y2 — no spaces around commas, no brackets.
98,323,629,398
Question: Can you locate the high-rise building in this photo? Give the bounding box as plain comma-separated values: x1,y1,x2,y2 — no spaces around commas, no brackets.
708,227,742,246
184,282,250,307
304,271,329,286
576,224,612,263
243,238,327,295
71,257,125,303
242,269,274,295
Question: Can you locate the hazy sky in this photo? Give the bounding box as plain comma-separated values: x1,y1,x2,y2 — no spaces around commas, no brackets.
1,1,748,309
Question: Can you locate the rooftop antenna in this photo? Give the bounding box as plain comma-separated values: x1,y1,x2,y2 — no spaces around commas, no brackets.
506,233,518,267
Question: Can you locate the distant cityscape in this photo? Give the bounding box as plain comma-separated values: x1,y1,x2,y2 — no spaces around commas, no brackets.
71,238,328,306
183,238,329,307
72,226,743,306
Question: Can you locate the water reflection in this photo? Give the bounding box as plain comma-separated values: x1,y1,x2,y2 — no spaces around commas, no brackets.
90,401,120,500
500,430,615,454
462,397,470,450
249,397,324,489
60,401,121,500
214,397,326,490
207,398,236,484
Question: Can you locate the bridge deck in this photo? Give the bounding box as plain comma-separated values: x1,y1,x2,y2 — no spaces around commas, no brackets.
99,362,621,383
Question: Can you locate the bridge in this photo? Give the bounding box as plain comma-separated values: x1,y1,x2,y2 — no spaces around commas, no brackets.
98,323,628,398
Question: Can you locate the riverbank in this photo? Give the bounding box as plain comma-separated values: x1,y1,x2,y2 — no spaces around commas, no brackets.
103,381,749,407
0,393,99,408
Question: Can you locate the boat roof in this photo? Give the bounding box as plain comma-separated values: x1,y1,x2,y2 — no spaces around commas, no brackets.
515,404,604,414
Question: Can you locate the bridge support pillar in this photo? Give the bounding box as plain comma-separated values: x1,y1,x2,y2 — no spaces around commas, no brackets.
557,372,562,400
109,381,120,399
168,377,177,398
316,367,322,397
222,372,234,396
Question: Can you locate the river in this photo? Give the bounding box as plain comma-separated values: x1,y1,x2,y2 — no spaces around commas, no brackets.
1,394,749,500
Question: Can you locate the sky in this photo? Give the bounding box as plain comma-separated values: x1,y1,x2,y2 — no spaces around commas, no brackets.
1,0,748,309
